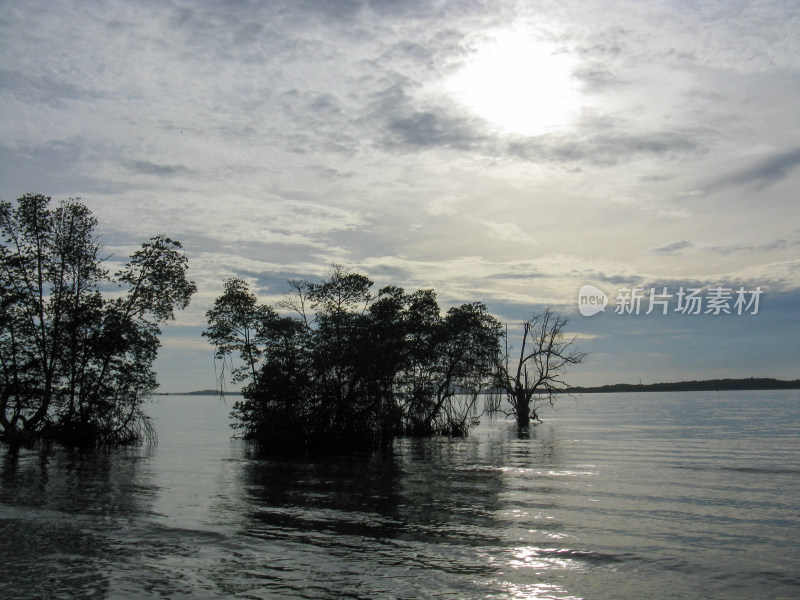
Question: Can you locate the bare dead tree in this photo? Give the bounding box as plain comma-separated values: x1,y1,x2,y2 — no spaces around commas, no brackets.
276,279,312,328
488,309,586,428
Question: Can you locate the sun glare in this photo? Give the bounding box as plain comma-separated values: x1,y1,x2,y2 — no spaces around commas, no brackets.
446,31,582,136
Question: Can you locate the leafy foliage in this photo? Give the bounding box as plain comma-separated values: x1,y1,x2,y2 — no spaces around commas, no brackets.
0,194,196,452
204,265,503,452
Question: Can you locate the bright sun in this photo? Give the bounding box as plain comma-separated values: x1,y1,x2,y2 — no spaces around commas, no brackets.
446,31,582,136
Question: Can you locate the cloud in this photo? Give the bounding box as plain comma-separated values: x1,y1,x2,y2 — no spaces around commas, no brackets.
482,220,537,244
572,63,625,92
650,240,693,255
507,129,705,165
3,0,800,389
705,236,800,255
384,110,486,149
126,161,192,176
158,336,214,352
708,147,800,192
426,195,462,215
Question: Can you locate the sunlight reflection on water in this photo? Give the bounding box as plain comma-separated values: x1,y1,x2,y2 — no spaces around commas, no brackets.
0,391,798,599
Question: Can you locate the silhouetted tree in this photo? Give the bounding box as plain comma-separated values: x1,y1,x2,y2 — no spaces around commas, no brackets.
489,309,586,428
432,302,502,435
0,194,196,453
203,276,312,447
202,277,276,386
204,265,503,452
401,300,501,435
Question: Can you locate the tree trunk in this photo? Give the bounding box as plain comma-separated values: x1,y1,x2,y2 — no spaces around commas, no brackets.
515,390,530,428
3,428,24,456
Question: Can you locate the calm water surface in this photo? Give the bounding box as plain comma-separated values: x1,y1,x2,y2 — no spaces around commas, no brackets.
1,391,798,599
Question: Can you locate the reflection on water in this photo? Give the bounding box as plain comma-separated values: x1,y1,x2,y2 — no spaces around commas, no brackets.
0,448,156,599
1,392,799,599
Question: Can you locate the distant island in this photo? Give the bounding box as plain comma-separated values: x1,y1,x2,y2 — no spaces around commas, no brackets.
569,378,800,393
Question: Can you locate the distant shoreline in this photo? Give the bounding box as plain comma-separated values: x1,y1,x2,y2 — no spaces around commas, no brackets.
159,378,800,396
156,389,242,396
568,377,800,394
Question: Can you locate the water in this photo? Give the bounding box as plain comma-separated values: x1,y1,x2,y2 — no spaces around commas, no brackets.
1,391,798,599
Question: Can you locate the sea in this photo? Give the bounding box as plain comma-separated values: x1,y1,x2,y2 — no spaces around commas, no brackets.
1,391,798,599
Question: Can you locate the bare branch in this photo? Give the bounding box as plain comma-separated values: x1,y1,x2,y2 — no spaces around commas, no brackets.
491,308,587,428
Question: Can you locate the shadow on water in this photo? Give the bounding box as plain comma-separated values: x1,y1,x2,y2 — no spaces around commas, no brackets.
0,419,578,599
0,447,157,600
240,439,508,546
215,425,581,599
234,442,509,593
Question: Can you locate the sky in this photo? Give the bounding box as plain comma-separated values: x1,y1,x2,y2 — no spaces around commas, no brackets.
1,0,799,392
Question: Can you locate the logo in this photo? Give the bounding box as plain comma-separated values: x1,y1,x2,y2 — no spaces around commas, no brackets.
576,284,762,317
578,285,608,317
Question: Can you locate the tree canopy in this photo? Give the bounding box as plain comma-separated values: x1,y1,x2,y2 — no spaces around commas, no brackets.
0,193,196,453
204,265,503,452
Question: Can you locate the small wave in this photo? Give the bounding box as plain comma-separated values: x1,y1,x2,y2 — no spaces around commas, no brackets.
672,464,800,475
